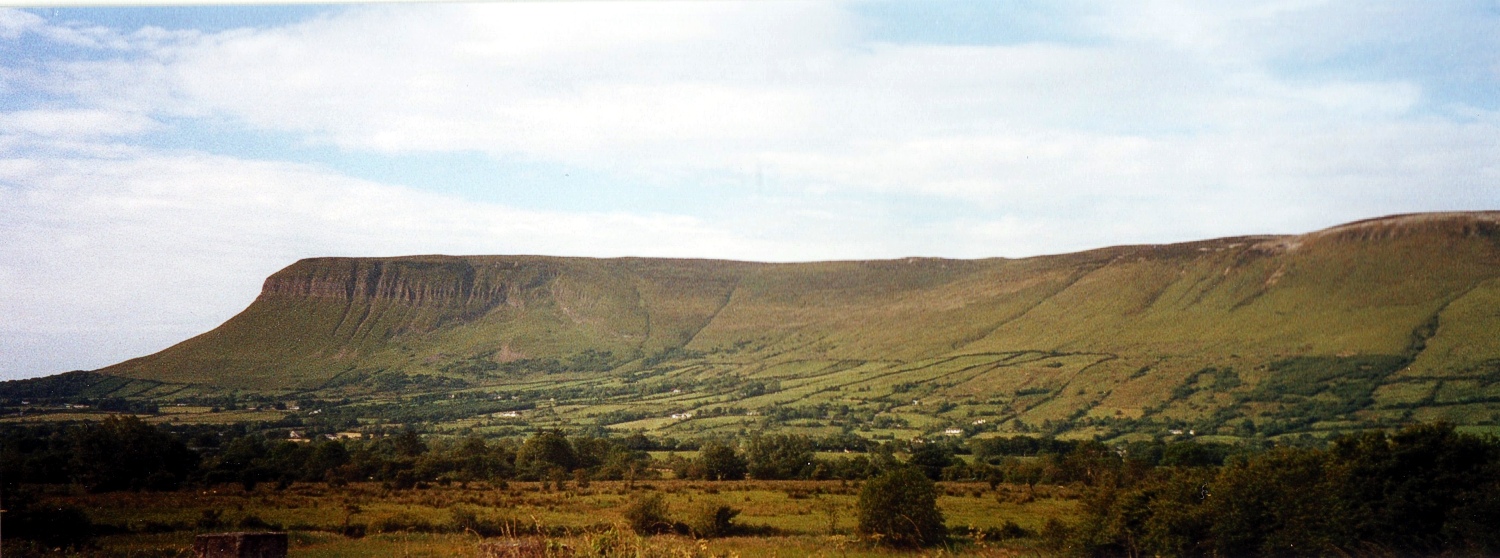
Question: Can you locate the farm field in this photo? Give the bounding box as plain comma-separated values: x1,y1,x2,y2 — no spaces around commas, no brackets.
16,480,1077,557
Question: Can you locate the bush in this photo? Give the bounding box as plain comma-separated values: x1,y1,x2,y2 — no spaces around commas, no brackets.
450,505,515,537
622,493,673,535
2,492,95,549
686,502,740,538
196,509,225,531
370,512,437,533
970,520,1031,541
856,466,946,547
237,514,282,531
1040,518,1074,554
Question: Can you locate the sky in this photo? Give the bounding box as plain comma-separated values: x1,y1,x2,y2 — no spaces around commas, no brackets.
2,1,1498,381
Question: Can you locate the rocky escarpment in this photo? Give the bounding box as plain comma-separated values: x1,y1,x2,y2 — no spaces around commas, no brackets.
96,212,1500,401
1304,211,1500,244
261,257,514,309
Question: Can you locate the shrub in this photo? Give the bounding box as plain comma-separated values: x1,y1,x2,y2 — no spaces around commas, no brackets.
2,492,95,549
856,466,946,547
997,520,1031,539
196,509,224,531
371,512,436,533
237,514,281,531
622,493,673,535
390,470,418,490
1040,518,1074,554
686,502,740,538
450,505,515,537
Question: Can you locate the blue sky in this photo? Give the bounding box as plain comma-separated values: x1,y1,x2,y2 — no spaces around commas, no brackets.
2,1,1498,380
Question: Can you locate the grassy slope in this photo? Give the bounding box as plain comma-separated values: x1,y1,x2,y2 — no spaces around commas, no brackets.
89,212,1500,436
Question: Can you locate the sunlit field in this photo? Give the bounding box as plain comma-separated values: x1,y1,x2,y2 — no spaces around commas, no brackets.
18,480,1077,557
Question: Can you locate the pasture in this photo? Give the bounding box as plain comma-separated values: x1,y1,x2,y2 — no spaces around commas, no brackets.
19,480,1079,557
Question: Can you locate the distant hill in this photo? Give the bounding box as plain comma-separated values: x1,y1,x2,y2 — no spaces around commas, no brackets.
14,212,1500,440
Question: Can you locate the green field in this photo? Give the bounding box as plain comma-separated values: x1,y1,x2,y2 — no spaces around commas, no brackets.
8,212,1500,441
14,480,1076,557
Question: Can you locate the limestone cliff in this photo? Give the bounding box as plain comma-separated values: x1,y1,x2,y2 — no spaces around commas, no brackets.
99,213,1500,400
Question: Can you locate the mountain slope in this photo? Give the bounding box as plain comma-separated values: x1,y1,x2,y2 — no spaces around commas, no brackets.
88,212,1500,438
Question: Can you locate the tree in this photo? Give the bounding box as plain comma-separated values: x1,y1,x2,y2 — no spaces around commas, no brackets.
857,466,947,547
1324,422,1500,554
908,442,954,480
698,441,747,481
745,433,815,480
515,430,577,480
453,435,513,481
1073,467,1215,558
392,429,428,457
69,415,197,492
307,440,350,481
1208,447,1338,557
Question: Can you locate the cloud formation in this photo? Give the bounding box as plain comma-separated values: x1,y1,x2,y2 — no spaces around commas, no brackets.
10,2,1498,210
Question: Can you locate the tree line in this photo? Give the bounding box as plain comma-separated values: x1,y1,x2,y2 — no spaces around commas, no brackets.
1,417,1173,493
1058,423,1500,557
8,417,1500,554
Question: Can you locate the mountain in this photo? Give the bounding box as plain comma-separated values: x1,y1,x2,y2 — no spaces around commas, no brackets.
24,212,1500,439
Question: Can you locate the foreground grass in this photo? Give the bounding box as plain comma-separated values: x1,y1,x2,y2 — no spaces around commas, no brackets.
15,480,1077,557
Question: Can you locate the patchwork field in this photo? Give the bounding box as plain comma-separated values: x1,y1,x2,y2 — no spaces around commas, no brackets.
9,213,1500,443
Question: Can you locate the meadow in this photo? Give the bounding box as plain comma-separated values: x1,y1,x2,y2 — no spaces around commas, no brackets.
9,417,1500,557
16,479,1077,557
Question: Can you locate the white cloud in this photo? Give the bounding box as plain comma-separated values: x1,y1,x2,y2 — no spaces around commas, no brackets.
18,1,1484,207
0,108,159,138
0,8,43,39
3,1,1500,379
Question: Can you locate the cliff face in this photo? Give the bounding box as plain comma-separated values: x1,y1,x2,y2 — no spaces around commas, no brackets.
99,213,1500,398
259,258,506,305
256,257,521,331
101,255,755,388
1305,211,1500,244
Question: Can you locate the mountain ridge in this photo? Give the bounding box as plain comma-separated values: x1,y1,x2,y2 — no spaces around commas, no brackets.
30,212,1500,439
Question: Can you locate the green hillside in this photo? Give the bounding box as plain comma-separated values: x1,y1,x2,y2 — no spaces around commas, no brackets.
15,212,1500,440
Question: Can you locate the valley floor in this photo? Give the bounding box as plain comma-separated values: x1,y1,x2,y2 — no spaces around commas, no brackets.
9,480,1075,557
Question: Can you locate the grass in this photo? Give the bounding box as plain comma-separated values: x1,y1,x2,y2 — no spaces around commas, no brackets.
19,480,1076,557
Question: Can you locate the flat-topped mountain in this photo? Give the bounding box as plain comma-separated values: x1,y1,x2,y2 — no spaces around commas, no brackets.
22,212,1500,439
